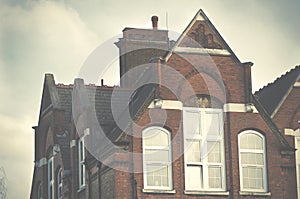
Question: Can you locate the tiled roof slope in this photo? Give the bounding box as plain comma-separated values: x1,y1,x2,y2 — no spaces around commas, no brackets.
56,84,132,135
255,65,300,116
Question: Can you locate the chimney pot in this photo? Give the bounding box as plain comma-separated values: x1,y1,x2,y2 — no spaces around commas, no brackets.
151,16,158,30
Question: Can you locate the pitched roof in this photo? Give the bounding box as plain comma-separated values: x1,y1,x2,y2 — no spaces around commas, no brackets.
255,65,300,117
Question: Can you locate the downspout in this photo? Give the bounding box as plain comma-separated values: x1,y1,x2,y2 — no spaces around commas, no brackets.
130,95,137,199
97,162,102,199
226,112,234,199
88,168,92,199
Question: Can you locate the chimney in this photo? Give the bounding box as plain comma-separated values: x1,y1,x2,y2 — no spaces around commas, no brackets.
151,16,158,30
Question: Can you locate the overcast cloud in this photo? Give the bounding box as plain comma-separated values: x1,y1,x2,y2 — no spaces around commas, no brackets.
0,0,299,198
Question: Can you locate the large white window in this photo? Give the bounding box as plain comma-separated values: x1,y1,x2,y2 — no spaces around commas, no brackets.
238,130,267,192
143,127,173,190
183,107,225,191
48,157,54,199
78,128,89,189
57,168,63,199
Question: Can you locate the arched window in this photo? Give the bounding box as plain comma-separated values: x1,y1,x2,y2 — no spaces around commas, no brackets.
48,157,54,199
143,127,173,190
78,128,89,189
57,168,63,199
238,130,267,192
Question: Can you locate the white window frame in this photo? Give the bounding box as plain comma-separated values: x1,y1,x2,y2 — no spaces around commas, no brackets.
183,107,226,191
78,128,89,189
48,157,54,199
57,168,63,199
238,130,267,192
142,126,173,190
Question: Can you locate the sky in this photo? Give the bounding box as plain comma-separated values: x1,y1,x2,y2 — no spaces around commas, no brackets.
0,0,299,198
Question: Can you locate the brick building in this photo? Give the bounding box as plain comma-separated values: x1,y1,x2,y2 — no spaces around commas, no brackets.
30,10,300,199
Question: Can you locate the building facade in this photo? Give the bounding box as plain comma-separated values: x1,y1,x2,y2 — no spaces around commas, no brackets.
30,10,300,199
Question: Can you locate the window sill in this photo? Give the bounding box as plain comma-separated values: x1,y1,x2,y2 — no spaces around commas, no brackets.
239,191,271,196
77,185,86,193
142,189,176,194
184,190,229,196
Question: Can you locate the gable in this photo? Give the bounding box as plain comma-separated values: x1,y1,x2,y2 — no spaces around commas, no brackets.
39,74,61,122
165,9,240,61
255,65,300,117
179,20,223,49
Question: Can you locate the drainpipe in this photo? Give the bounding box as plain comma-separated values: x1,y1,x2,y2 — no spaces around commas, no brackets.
226,112,234,199
97,162,102,199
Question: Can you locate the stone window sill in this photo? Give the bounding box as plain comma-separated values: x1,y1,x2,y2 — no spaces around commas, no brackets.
184,190,229,196
142,189,176,194
239,191,271,196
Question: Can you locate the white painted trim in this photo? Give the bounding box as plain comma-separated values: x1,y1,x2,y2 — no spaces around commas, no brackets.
70,140,76,148
223,103,258,113
147,101,259,113
35,157,47,167
123,39,168,44
142,189,176,194
53,144,60,155
184,191,229,196
84,128,90,136
285,128,300,136
173,47,231,56
239,191,271,196
294,82,300,87
148,100,183,110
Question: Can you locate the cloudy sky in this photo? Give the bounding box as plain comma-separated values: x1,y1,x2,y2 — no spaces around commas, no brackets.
0,0,299,198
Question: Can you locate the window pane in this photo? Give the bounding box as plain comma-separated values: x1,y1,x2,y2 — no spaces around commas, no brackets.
79,140,84,160
49,161,53,180
144,149,169,162
49,185,53,199
146,165,169,187
80,165,84,184
240,133,263,150
144,129,168,147
186,141,201,162
205,112,221,137
184,111,201,135
242,167,263,189
186,166,202,190
208,167,222,188
241,153,263,165
207,142,221,163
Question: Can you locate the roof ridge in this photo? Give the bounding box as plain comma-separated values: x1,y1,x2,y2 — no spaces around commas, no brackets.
255,65,300,95
56,83,120,89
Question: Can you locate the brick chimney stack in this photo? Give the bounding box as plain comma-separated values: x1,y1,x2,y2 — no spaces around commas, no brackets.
115,15,169,87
